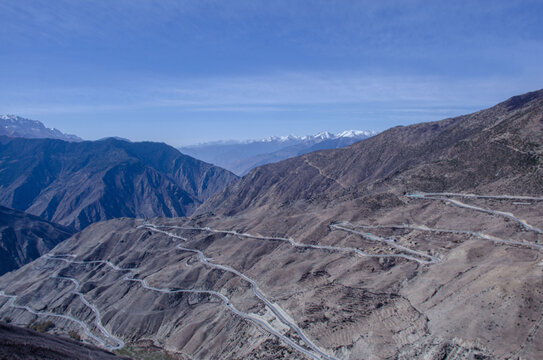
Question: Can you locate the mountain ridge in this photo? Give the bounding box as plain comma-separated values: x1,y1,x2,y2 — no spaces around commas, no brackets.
0,136,238,230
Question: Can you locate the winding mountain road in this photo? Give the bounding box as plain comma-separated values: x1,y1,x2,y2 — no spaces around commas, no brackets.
348,224,543,251
55,275,125,350
408,193,543,234
407,192,543,202
15,251,335,359
45,254,138,272
142,224,336,360
0,288,117,349
124,276,331,360
147,224,439,265
303,158,347,190
330,223,441,264
0,255,132,350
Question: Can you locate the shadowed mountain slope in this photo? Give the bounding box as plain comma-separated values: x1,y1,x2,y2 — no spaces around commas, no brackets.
0,206,73,275
0,323,129,360
0,137,238,230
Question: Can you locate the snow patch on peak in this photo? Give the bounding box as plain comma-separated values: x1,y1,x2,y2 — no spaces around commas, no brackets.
259,129,375,143
336,130,377,138
314,131,334,140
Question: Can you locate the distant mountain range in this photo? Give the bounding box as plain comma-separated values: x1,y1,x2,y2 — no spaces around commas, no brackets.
180,130,377,175
0,136,238,230
0,115,82,142
1,115,377,177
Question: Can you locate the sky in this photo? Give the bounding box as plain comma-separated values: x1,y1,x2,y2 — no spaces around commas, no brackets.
1,0,542,146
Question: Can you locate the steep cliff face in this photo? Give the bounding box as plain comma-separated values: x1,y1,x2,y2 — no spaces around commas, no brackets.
0,137,238,230
0,206,73,275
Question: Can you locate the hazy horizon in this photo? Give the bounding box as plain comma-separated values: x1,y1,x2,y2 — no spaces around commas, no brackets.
1,1,542,146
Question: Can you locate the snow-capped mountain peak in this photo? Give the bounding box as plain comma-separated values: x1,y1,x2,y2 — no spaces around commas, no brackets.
255,129,375,144
180,129,378,175
0,115,82,142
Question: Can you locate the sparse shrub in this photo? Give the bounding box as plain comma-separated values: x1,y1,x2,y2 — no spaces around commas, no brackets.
526,152,540,165
68,330,81,341
30,321,55,333
2,317,11,324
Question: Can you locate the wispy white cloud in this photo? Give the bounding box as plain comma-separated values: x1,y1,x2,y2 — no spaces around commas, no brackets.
2,71,541,116
143,72,543,109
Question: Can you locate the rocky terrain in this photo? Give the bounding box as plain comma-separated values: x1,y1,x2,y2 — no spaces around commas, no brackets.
0,89,542,359
0,115,82,142
0,206,73,275
0,137,238,230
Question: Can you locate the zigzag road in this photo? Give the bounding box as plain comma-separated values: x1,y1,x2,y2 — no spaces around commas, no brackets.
124,276,331,360
329,223,441,264
407,192,543,202
407,192,543,355
0,285,121,349
1,250,334,360
408,193,543,234
55,275,125,349
141,224,336,360
347,224,543,251
150,224,439,265
0,256,132,350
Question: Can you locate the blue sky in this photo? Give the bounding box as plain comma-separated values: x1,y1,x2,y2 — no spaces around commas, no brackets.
1,0,542,146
